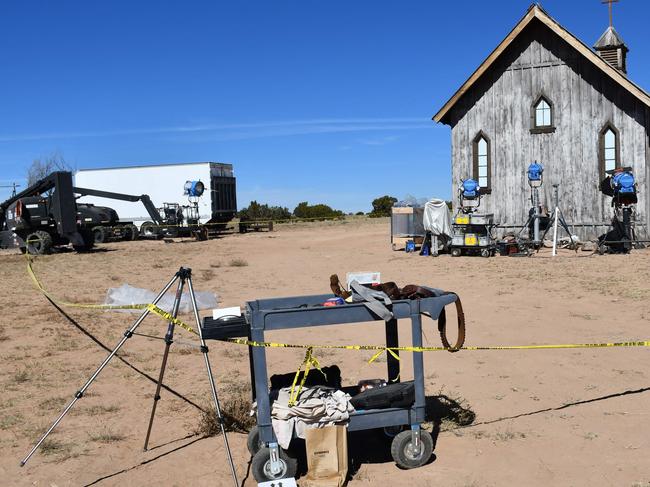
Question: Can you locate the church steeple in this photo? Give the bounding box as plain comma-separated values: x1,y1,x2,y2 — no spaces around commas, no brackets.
594,26,628,74
594,0,628,74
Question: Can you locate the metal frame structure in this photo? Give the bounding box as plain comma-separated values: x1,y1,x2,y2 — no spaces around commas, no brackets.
202,289,460,478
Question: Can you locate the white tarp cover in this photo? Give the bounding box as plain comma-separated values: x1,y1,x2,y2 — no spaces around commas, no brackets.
423,198,453,237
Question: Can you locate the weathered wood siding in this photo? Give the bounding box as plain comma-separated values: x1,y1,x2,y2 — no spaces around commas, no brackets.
447,19,649,238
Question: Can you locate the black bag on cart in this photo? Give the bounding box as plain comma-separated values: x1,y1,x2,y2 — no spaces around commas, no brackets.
350,381,414,410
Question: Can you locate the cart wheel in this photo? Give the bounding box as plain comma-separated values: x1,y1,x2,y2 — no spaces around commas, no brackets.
247,426,264,456
251,447,297,482
383,425,404,438
391,429,433,469
451,248,461,257
480,248,490,258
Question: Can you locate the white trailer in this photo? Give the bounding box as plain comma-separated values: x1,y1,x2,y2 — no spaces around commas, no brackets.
75,162,236,228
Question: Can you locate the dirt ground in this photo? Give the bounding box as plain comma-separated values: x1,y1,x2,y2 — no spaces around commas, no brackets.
1,217,649,487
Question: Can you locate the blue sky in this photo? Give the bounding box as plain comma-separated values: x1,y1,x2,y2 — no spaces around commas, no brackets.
0,0,648,212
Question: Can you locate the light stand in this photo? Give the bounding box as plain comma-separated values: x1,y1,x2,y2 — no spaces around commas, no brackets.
539,184,577,256
517,162,546,250
597,168,648,253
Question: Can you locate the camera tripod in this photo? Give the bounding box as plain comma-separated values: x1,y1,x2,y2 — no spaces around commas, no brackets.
20,267,238,486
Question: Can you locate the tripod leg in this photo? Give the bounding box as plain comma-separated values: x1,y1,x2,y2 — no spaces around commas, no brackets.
143,273,186,451
537,216,553,254
552,207,559,256
517,215,533,240
20,272,180,467
186,273,239,487
557,211,577,253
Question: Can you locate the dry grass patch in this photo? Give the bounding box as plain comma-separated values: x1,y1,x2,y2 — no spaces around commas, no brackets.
75,404,120,415
425,391,476,432
40,439,76,460
0,414,22,430
201,269,216,280
13,368,33,384
38,396,67,410
221,346,246,359
228,258,248,267
196,392,255,436
89,429,126,443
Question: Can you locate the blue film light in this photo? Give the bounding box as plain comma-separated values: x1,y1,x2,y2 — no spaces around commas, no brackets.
462,179,479,199
527,161,543,182
612,171,635,194
184,180,205,197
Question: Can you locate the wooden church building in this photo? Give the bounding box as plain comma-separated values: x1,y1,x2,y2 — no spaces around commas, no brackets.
433,4,650,238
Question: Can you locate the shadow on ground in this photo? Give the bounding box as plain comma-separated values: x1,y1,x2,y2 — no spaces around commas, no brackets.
346,394,476,478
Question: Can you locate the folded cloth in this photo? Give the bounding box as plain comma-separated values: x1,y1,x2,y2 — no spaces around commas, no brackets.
271,386,354,449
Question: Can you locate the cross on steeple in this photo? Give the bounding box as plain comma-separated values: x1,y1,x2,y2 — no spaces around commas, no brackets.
601,0,620,28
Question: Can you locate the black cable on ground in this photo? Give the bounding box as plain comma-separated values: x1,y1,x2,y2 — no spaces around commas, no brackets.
45,296,206,413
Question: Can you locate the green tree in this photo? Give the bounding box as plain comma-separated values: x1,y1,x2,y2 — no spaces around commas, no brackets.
238,201,291,222
292,201,343,220
369,195,397,218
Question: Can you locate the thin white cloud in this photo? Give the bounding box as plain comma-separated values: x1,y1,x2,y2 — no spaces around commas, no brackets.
357,135,400,146
0,118,429,142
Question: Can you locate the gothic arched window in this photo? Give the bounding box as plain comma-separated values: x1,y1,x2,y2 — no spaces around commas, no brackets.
472,132,491,192
599,124,620,177
530,94,555,133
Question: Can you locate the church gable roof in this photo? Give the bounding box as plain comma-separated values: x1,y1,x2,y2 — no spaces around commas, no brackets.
433,4,650,125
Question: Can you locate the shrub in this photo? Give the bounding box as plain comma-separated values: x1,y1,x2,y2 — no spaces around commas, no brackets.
238,201,291,222
369,195,397,218
293,201,344,220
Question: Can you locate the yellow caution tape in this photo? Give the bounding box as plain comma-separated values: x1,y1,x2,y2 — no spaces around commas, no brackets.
25,256,650,359
26,256,198,335
129,215,346,231
288,347,327,407
226,337,650,353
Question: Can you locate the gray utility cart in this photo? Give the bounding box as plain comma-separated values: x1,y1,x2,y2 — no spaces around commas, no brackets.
201,290,460,483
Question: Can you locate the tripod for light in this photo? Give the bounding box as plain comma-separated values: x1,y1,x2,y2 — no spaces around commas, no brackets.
538,184,577,256
517,162,546,248
20,267,238,487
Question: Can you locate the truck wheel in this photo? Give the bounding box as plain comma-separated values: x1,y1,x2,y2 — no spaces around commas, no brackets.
141,221,159,238
92,226,108,244
480,248,490,258
26,231,53,255
451,248,462,257
163,226,179,238
251,447,297,483
73,229,95,252
124,224,139,241
391,429,433,469
194,226,208,241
